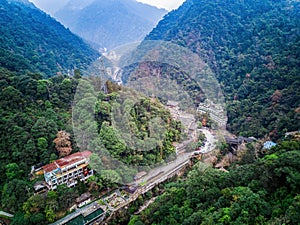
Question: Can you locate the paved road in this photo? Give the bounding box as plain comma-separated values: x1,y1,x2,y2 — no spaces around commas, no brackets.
135,151,191,186
135,128,218,185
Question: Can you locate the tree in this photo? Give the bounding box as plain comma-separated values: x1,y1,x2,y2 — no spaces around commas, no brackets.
46,190,59,212
23,194,45,218
37,80,49,100
50,153,58,162
10,212,29,225
74,69,82,79
59,78,73,104
286,195,300,224
0,85,23,109
99,170,122,185
29,213,45,225
37,137,48,151
5,163,23,180
24,139,37,166
31,117,58,142
45,206,56,223
53,130,72,157
99,122,126,159
1,179,30,212
56,185,79,211
128,216,145,225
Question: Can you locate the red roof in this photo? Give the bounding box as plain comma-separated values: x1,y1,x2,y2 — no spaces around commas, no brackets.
43,151,92,173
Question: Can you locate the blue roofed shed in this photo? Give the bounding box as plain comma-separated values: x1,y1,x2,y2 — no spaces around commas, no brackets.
263,141,277,149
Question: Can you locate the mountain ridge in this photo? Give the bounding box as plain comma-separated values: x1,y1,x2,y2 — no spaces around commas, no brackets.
144,0,300,139
54,0,167,50
0,0,99,77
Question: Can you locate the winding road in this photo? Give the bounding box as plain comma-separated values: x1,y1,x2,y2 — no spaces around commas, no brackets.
50,106,218,225
135,127,217,184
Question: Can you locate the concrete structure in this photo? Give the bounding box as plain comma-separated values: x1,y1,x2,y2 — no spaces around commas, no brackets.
42,151,93,190
76,192,92,208
225,136,256,145
197,99,227,129
33,181,48,194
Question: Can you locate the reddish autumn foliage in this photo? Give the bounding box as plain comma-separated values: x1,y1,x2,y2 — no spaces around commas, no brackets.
53,131,72,157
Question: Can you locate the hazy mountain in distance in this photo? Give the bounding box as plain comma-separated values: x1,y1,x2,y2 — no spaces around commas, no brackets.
0,0,99,76
28,0,70,14
54,0,167,50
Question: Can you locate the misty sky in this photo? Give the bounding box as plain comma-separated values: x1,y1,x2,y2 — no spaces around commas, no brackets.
136,0,185,10
28,0,186,13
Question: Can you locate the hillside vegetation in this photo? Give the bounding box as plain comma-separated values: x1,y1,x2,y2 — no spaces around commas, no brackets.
0,0,299,224
130,139,300,225
0,0,99,77
145,0,300,139
0,68,182,224
0,66,82,223
95,82,182,166
126,1,300,224
0,3,176,223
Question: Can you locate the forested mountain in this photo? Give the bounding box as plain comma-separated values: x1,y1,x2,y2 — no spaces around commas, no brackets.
54,0,167,50
93,82,182,167
0,0,99,77
125,1,300,223
0,67,181,223
0,22,180,224
144,0,300,139
1,0,299,224
0,67,82,222
0,2,173,223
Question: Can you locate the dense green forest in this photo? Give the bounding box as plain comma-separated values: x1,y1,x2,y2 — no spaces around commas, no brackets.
0,1,102,223
0,65,83,223
145,0,300,139
0,0,99,77
129,138,300,225
95,81,182,166
0,0,299,224
0,69,182,224
0,2,180,224
71,78,183,185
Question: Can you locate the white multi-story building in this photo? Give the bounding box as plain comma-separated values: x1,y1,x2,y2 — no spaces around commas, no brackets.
42,151,93,190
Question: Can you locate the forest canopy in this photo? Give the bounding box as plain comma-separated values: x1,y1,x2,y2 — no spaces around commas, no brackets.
130,139,300,225
145,0,300,139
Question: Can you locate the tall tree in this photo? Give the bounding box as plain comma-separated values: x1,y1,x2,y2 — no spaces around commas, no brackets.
53,130,72,157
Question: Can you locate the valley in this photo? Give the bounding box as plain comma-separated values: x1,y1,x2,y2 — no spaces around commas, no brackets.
52,103,218,225
0,0,299,224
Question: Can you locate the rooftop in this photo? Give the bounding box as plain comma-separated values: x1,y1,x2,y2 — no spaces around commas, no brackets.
43,151,92,173
263,141,277,149
225,136,255,145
